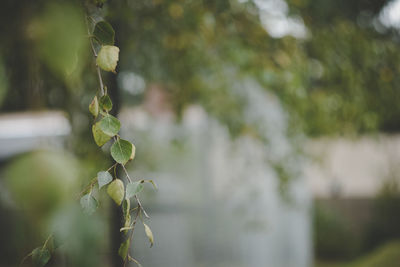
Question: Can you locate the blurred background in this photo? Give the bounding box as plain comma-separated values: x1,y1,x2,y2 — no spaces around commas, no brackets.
1,0,400,266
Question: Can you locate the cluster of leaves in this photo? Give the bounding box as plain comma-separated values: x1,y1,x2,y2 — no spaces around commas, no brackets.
20,10,155,267
81,18,156,266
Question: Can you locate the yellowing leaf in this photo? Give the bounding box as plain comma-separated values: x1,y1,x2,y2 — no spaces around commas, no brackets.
118,239,130,260
107,179,124,205
143,222,154,247
89,95,99,118
92,122,112,146
129,143,136,161
96,45,119,72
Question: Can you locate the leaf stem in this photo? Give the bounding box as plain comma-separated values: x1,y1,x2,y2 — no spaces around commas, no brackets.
42,234,53,250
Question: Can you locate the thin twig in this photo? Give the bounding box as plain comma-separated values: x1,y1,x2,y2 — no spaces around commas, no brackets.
19,252,33,267
42,234,53,249
85,15,105,96
120,165,149,218
76,177,97,200
96,66,105,96
121,164,133,183
135,195,149,219
107,162,118,172
123,206,141,267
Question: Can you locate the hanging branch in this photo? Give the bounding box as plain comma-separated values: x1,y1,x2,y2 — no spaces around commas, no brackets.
20,3,156,266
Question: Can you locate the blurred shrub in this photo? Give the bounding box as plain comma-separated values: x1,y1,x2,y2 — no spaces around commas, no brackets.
314,203,359,260
28,2,88,86
315,241,400,267
364,181,400,251
3,150,80,231
350,241,400,267
0,149,109,266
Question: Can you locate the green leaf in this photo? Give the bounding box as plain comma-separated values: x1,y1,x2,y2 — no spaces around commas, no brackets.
129,143,136,161
143,222,154,248
97,171,113,189
107,179,124,205
96,45,119,72
32,247,51,267
89,95,99,118
80,193,98,215
99,95,112,111
93,21,115,45
111,139,133,164
99,114,120,136
118,239,130,260
92,122,112,146
125,181,144,199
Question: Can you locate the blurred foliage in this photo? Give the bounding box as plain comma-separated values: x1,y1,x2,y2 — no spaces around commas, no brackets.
314,203,360,260
107,0,400,136
315,241,400,267
0,150,109,267
4,150,80,230
315,180,400,264
1,0,400,137
365,180,400,251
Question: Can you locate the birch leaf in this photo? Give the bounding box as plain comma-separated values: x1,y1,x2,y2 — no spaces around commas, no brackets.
107,179,124,205
96,45,119,72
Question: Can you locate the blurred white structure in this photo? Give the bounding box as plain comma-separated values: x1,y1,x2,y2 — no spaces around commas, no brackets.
0,111,70,160
306,136,400,198
119,82,312,267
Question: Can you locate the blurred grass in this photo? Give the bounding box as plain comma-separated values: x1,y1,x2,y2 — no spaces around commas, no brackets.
315,241,400,267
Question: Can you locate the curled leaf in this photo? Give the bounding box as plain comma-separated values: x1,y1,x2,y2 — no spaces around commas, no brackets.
128,255,143,267
92,122,112,146
107,179,124,205
118,239,130,260
143,179,158,190
96,45,119,72
143,222,154,247
122,200,131,234
99,94,112,111
89,95,99,118
120,226,134,232
122,198,130,217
